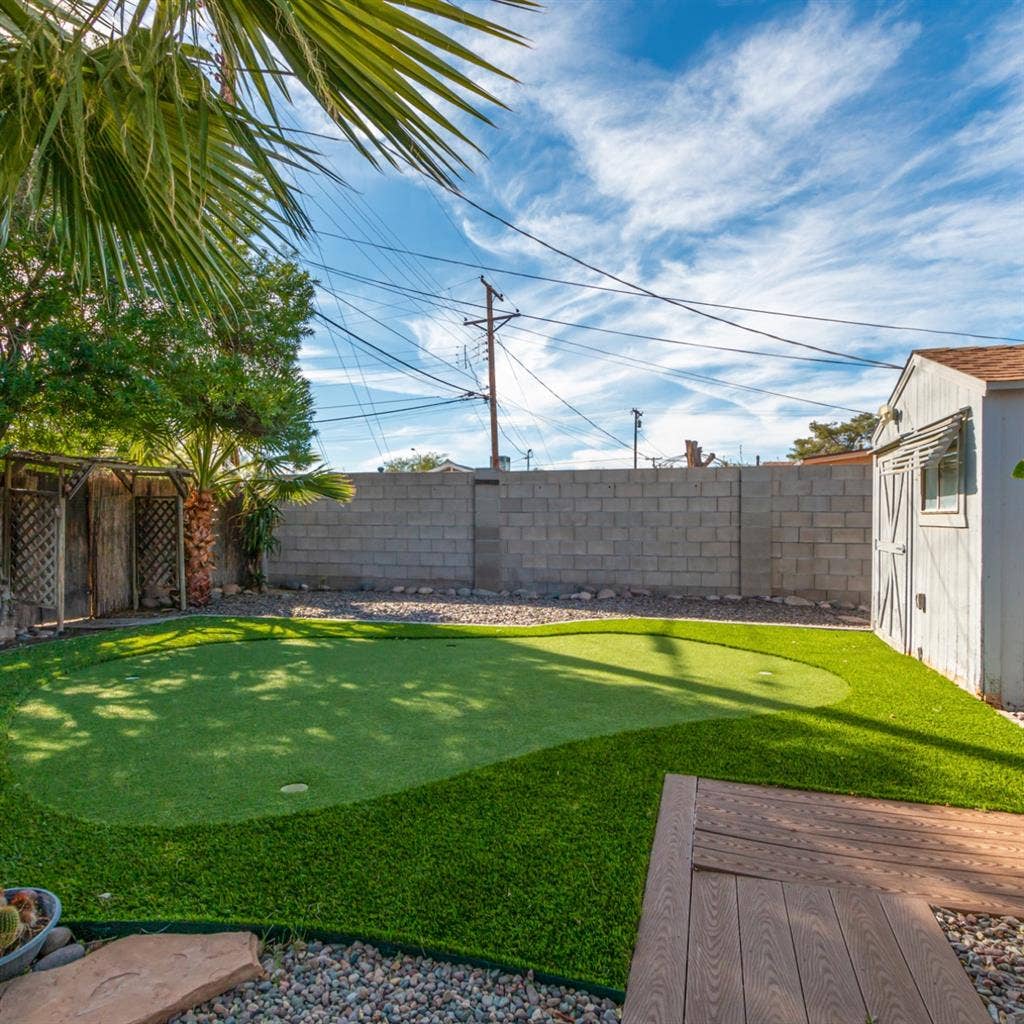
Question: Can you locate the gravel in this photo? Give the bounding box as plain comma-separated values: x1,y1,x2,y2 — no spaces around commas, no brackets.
170,939,621,1024
935,909,1024,1023
197,587,869,629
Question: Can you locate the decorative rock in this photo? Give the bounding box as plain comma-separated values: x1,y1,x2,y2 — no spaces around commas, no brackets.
596,588,616,600
705,595,721,602
1,932,263,1024
298,583,309,591
38,926,72,958
456,588,472,597
417,587,433,595
571,591,593,601
783,595,814,607
170,938,620,1024
140,597,162,610
723,594,742,602
471,588,497,597
222,583,242,596
630,588,652,597
359,581,375,592
391,585,405,593
32,943,84,972
817,601,833,609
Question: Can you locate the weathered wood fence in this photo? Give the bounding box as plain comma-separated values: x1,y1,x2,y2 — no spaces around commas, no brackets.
0,452,244,631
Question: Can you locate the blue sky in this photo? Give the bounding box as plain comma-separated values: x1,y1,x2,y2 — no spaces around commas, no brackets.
284,0,1023,470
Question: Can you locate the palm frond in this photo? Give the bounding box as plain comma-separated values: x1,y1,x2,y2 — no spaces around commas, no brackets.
0,18,320,310
244,464,354,506
2,1,534,309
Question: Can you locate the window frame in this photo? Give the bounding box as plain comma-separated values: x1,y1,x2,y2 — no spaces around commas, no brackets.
918,428,967,528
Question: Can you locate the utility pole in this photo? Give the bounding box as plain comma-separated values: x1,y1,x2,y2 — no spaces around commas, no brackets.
631,408,643,469
525,448,533,471
464,277,519,471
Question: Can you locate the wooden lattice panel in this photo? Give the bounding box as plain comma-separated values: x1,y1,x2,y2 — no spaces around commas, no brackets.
135,496,179,595
9,491,59,608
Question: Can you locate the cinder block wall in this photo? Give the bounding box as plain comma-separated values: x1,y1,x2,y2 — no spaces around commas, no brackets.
498,468,740,593
270,465,872,605
270,472,474,588
769,465,872,603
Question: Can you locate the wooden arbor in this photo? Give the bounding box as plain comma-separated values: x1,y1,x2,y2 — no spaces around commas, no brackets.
0,451,192,630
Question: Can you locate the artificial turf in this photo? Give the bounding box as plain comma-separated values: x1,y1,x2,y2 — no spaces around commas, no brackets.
9,631,846,826
2,616,1023,991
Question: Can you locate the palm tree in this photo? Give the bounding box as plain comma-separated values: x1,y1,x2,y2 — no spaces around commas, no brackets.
141,424,352,605
0,1,534,309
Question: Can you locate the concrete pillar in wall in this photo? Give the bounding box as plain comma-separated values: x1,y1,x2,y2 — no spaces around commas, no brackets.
739,467,772,597
473,469,502,591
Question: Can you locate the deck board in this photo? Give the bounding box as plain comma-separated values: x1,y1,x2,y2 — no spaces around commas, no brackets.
833,888,931,1024
621,774,696,1024
784,883,867,1024
736,877,807,1024
620,774,1022,1023
685,871,744,1024
880,896,991,1024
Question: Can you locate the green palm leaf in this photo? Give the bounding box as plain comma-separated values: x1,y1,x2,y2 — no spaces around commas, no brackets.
1,0,534,309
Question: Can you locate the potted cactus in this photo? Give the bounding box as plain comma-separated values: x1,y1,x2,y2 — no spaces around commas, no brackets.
0,887,62,981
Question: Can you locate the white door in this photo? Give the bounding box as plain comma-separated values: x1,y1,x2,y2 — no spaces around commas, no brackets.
874,468,913,653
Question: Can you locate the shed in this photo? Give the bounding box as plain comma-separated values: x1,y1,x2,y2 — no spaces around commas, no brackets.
871,345,1024,708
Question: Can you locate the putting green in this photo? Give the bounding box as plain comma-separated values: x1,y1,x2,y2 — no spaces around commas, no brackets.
8,632,847,826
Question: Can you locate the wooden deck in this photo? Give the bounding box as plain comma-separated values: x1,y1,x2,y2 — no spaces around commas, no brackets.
622,775,1024,1024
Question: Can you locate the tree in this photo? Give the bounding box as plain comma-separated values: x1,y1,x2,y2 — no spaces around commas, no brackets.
1,1,534,310
123,257,352,604
788,413,879,460
383,451,449,472
1,226,353,603
0,213,175,447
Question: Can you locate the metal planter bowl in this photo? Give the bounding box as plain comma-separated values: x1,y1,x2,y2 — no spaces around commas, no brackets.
0,887,62,982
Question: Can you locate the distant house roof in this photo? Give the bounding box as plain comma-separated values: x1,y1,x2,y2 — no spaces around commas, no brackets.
426,459,472,473
797,449,873,465
916,345,1024,384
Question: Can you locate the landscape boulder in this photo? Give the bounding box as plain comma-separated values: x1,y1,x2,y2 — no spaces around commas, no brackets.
0,931,263,1024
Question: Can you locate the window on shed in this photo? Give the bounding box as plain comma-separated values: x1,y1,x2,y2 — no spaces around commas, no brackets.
921,435,960,512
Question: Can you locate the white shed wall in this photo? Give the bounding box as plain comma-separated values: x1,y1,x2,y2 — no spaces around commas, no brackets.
874,361,985,693
981,390,1024,709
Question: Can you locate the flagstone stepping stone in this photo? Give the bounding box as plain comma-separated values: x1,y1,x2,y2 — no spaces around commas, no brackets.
0,931,262,1024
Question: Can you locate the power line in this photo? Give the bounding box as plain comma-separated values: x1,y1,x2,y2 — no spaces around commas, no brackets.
314,311,484,398
317,394,452,412
313,229,1022,346
298,261,890,370
507,325,869,415
315,396,480,424
441,198,900,367
497,341,638,454
303,263,872,414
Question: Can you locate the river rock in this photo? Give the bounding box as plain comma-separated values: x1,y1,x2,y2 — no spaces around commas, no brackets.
38,926,73,958
32,944,84,972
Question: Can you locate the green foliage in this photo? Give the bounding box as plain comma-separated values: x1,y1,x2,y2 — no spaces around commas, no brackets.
1,1,534,309
383,451,449,472
0,617,1021,988
0,216,167,445
0,903,19,950
1014,460,1023,479
789,412,879,460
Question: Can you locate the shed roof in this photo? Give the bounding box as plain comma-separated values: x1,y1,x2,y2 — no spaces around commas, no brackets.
915,345,1024,383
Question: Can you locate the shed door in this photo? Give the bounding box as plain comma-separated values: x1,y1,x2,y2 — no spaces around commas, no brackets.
875,468,912,653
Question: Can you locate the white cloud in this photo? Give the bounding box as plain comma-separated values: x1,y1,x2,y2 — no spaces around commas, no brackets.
300,1,1024,471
